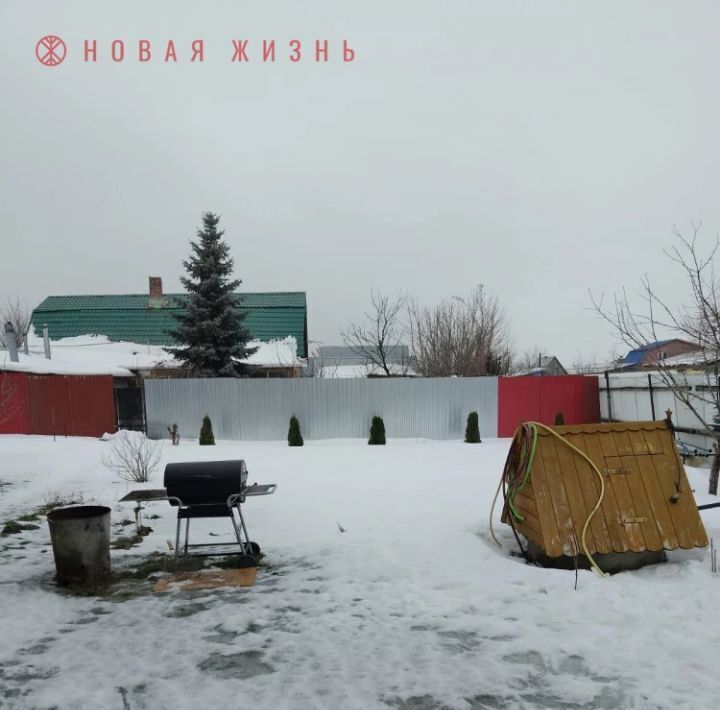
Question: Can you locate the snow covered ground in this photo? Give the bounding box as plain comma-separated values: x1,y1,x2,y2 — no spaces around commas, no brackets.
1,435,719,710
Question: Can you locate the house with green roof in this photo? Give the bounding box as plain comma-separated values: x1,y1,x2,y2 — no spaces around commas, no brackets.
31,278,308,358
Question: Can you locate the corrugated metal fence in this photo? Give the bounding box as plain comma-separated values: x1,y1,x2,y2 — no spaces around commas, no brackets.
599,372,717,449
145,377,499,441
27,374,116,437
0,373,116,437
498,375,600,436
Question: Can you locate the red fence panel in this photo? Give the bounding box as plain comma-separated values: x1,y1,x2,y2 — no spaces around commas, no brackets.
27,374,116,437
0,372,31,434
498,375,600,437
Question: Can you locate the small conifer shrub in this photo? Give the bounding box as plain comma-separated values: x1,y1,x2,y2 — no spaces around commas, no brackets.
464,411,481,443
368,416,386,445
288,415,304,446
199,415,215,445
554,412,565,426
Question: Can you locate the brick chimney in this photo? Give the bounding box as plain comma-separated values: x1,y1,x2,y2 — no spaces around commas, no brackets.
149,276,163,299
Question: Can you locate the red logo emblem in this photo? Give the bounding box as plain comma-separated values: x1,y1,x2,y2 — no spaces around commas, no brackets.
36,36,67,66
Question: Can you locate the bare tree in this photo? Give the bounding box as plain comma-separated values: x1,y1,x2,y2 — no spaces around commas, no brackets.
0,297,31,349
570,352,595,375
342,291,411,376
102,432,161,483
409,285,513,377
591,222,720,493
569,346,622,375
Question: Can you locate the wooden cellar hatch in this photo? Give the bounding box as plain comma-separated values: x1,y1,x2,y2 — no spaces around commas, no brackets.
502,420,708,562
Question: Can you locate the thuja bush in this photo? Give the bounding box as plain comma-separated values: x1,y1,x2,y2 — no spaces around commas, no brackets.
465,411,481,443
368,416,386,445
288,415,304,446
199,415,215,445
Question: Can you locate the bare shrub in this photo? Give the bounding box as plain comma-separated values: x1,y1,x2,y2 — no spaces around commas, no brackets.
102,432,161,483
42,490,85,511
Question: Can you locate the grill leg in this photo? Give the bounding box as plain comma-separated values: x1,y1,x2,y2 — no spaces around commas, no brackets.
229,507,247,554
184,518,191,554
174,516,182,563
236,504,252,555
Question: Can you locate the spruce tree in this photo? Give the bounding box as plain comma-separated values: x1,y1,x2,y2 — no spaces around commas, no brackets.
168,212,257,376
465,411,481,443
199,415,215,445
368,416,386,445
288,415,304,446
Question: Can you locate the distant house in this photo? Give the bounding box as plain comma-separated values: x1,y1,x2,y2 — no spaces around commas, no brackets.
515,355,567,377
308,345,415,377
0,331,305,431
619,339,702,371
24,278,309,429
31,277,308,358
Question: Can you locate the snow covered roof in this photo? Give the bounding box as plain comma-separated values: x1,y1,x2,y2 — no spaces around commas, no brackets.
622,339,701,366
317,363,417,378
0,333,302,377
605,348,713,373
622,340,674,365
244,337,303,368
645,349,710,368
31,290,308,357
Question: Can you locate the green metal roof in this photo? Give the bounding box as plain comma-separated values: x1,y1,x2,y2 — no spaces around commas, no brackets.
31,292,308,357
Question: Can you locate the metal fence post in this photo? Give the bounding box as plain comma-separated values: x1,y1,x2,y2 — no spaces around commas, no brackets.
604,371,613,421
648,373,656,420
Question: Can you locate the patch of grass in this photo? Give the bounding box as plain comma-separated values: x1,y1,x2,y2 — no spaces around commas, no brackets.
1,497,90,538
112,553,173,581
1,520,40,536
2,521,23,536
111,535,144,550
112,553,214,583
110,525,153,550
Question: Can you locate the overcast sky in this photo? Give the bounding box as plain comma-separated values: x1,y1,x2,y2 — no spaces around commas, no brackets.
2,1,720,366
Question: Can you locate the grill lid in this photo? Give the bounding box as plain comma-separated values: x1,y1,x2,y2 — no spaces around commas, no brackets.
164,460,248,505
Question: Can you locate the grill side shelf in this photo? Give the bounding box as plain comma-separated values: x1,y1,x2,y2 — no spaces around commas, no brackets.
244,484,278,497
118,489,169,503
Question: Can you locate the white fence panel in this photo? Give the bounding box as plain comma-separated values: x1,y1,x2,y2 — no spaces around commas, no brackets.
599,372,718,449
144,376,499,441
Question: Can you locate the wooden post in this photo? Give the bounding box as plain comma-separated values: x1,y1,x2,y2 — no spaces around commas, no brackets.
665,409,674,430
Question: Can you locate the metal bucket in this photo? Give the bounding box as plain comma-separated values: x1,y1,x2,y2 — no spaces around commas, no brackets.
47,505,111,584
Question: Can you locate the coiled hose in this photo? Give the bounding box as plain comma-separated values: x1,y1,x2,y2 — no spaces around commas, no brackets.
489,421,606,577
